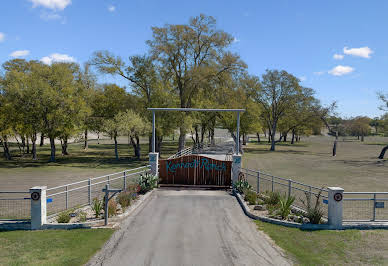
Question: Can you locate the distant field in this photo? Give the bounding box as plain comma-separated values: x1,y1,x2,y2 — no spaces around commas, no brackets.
0,137,180,191
243,135,388,192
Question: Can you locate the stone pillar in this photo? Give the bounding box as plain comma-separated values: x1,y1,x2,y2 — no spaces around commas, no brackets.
30,186,47,230
328,187,344,229
149,152,159,176
232,154,242,185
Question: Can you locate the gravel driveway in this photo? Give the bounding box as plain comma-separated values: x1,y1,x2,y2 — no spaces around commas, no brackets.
88,188,290,266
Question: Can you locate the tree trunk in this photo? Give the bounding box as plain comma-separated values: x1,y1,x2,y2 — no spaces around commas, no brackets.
242,133,247,145
270,123,277,151
97,132,100,144
49,136,56,162
84,129,88,150
256,133,260,143
291,129,295,144
40,134,44,146
21,136,26,153
0,137,11,160
130,136,141,159
157,136,163,154
178,127,186,151
283,134,287,142
210,128,215,146
332,140,337,156
357,135,360,140
114,134,119,160
31,133,37,160
378,145,388,159
361,133,364,142
61,138,69,155
26,137,30,154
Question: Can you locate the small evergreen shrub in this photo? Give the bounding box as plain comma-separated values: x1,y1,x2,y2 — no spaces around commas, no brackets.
57,210,71,223
301,189,324,224
137,173,158,194
91,198,103,218
108,200,117,217
264,191,281,206
243,189,257,205
117,191,132,209
78,211,87,222
277,195,295,220
233,180,252,194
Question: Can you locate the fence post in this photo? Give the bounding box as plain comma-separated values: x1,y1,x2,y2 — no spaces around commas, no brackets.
327,187,344,229
149,152,159,176
30,186,47,230
104,184,109,226
271,176,274,192
373,193,376,221
123,171,127,191
232,155,242,185
107,175,110,185
288,179,292,198
65,185,68,210
257,171,260,194
88,178,91,205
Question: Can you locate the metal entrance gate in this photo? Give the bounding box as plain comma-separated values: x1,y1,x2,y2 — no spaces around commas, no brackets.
159,155,232,186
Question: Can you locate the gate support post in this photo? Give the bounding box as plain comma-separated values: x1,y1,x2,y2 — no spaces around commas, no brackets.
232,155,242,185
328,187,344,229
30,186,47,230
149,152,159,176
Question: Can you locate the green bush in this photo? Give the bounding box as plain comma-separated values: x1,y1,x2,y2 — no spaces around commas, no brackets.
137,173,158,194
263,191,281,206
78,211,87,222
91,198,103,218
108,200,117,217
301,189,324,224
277,195,295,219
57,210,71,223
243,189,257,205
117,191,131,209
233,179,252,194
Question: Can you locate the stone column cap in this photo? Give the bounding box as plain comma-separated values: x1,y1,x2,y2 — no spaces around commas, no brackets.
328,187,344,191
30,186,47,190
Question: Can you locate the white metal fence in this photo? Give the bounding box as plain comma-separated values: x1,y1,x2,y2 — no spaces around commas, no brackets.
241,168,330,218
0,191,31,220
46,166,151,216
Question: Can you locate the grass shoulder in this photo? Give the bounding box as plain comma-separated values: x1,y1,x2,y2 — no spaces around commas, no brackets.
255,220,388,265
0,229,114,265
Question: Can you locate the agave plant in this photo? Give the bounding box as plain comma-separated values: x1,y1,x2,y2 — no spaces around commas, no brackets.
277,195,295,219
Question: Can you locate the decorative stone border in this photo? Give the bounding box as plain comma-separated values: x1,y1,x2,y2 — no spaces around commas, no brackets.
234,190,388,230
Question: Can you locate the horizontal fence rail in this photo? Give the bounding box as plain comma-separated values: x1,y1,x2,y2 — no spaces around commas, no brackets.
168,143,205,159
46,165,151,217
241,168,329,218
0,191,31,220
343,192,388,222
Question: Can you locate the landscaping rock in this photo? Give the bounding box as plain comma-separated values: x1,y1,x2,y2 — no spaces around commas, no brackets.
302,217,310,224
254,205,266,211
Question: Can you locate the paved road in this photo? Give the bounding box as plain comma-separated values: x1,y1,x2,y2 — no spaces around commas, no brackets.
89,189,290,266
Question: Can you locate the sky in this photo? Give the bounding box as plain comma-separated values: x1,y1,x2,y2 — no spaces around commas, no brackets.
1,0,387,118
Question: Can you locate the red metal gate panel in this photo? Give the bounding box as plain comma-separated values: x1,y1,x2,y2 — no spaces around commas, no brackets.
159,155,231,186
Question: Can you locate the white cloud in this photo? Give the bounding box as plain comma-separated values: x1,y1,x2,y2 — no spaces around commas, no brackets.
343,46,373,58
299,76,307,82
313,71,325,76
0,32,5,42
333,54,344,60
40,53,75,65
29,0,71,10
10,50,30,58
328,65,354,76
108,5,116,12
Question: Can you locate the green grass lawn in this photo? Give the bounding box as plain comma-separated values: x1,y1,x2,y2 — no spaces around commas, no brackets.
0,229,114,265
256,221,388,265
0,137,182,191
243,135,388,192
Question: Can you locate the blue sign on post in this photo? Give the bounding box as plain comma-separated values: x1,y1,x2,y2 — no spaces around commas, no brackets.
375,202,385,208
46,198,53,203
323,199,328,204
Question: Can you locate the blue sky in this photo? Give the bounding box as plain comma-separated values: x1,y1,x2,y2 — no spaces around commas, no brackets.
1,0,387,118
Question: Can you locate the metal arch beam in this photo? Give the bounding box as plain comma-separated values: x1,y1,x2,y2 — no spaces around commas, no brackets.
148,108,246,154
